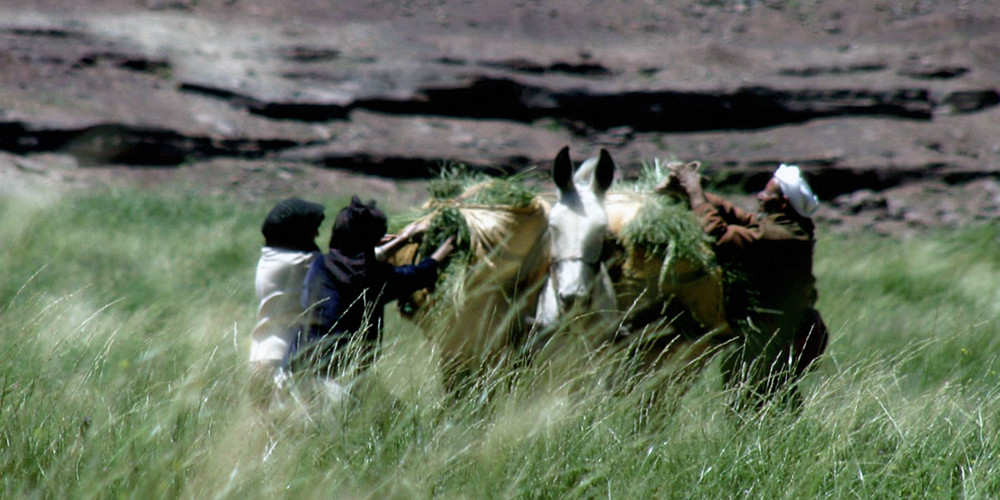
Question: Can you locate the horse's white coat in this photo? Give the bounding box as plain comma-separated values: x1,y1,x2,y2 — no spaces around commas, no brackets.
535,147,617,337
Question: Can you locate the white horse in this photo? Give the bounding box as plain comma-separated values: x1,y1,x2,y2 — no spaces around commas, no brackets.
533,146,619,353
534,147,734,385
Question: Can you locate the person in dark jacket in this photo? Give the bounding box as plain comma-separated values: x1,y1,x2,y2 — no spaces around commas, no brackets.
666,163,828,409
286,196,454,378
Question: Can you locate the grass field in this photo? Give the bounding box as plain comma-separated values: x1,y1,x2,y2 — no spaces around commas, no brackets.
2,187,1000,498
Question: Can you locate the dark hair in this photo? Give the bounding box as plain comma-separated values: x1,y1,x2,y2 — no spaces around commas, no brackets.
328,196,387,254
261,198,325,252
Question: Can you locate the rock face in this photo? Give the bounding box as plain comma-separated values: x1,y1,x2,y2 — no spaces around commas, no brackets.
2,0,999,233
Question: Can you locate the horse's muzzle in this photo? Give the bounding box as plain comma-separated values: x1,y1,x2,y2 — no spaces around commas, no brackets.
557,293,592,313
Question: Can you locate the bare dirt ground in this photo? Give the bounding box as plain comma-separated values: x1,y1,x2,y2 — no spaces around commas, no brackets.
2,0,999,232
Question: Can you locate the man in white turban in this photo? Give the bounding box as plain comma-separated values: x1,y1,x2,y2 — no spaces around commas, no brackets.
773,164,820,218
663,162,827,410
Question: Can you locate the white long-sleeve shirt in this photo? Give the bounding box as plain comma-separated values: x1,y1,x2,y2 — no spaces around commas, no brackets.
249,247,319,364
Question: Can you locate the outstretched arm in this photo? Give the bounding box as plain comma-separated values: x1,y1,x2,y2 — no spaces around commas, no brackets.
666,162,763,250
386,235,457,300
429,235,456,263
375,219,429,262
694,195,763,251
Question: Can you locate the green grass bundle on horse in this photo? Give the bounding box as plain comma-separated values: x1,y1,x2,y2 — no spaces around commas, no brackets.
389,170,551,386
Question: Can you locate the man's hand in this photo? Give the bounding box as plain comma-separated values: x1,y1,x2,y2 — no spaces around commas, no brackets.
376,219,431,262
665,161,707,208
672,162,703,191
654,172,685,197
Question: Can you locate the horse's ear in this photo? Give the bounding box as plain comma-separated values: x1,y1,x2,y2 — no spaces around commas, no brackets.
553,146,575,193
594,149,616,195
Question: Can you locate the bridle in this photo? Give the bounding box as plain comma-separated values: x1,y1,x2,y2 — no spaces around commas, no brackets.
547,247,607,313
550,255,603,273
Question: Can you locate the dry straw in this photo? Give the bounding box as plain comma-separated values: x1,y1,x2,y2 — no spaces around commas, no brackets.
416,167,540,263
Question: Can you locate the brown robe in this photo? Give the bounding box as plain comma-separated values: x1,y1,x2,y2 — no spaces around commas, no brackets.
693,193,827,403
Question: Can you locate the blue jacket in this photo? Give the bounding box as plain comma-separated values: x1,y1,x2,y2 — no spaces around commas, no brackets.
285,249,440,369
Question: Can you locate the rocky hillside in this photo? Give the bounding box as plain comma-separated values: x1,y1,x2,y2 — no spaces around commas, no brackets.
2,0,999,234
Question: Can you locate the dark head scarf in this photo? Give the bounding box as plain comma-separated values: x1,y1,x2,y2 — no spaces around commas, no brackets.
328,196,387,255
323,196,388,285
261,198,325,252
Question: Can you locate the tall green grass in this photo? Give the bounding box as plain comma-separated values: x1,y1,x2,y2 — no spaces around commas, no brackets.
2,188,1000,498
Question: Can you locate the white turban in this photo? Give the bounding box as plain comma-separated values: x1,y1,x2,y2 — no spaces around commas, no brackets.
773,164,819,217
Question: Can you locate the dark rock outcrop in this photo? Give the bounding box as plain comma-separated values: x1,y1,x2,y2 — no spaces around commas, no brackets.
1,0,999,234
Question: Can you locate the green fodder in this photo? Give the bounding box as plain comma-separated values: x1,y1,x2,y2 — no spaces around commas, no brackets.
626,156,686,193
618,159,759,319
420,205,472,263
618,193,716,270
394,168,542,322
614,161,715,270
425,166,537,209
418,168,539,256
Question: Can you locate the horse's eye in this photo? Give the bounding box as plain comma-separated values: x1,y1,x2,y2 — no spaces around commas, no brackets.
582,242,603,263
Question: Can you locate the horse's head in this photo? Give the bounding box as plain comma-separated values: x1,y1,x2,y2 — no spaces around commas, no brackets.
546,146,616,313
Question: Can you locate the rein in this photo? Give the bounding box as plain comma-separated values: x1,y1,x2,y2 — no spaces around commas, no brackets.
550,255,603,271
